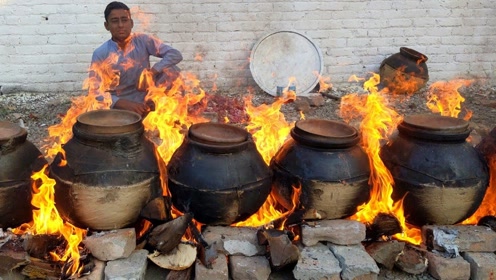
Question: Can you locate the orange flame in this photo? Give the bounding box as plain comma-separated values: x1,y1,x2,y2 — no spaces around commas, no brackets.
426,79,473,119
234,185,301,228
13,165,86,276
243,90,296,165
463,156,496,224
313,71,333,93
340,73,421,244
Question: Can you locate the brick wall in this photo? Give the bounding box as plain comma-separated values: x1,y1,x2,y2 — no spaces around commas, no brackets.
0,0,494,94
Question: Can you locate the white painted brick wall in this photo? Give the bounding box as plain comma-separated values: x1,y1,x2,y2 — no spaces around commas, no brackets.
0,0,494,94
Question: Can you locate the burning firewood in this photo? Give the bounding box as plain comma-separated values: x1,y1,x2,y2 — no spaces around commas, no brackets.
140,196,172,222
147,243,197,270
478,215,496,232
365,213,402,241
23,233,64,259
21,257,62,279
148,213,192,254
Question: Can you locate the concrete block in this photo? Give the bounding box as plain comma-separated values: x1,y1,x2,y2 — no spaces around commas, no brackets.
302,219,366,246
426,251,470,280
105,249,148,280
202,226,265,256
229,255,271,280
328,243,380,280
293,242,341,280
462,252,496,280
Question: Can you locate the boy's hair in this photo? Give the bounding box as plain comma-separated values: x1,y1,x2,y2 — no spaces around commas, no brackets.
104,1,130,22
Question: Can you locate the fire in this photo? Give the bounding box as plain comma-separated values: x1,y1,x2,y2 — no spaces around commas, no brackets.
234,185,301,228
463,155,496,224
314,71,333,93
340,73,421,244
13,165,86,276
426,79,473,119
243,89,296,165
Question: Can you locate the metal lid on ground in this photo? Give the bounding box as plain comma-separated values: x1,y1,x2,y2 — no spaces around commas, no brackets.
250,30,324,97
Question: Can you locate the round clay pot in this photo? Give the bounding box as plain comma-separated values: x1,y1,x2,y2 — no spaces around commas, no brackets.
49,109,164,230
167,122,272,225
0,121,47,228
380,114,489,226
380,47,429,94
271,119,371,220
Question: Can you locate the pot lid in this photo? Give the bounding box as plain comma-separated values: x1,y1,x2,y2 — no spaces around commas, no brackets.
0,121,23,140
189,123,248,144
291,119,360,148
402,114,469,132
398,114,470,141
250,30,324,97
75,109,142,134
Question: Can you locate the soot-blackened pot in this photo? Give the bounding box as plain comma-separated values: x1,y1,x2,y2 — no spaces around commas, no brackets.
49,109,164,230
380,114,489,226
0,121,47,228
271,119,371,220
167,122,272,225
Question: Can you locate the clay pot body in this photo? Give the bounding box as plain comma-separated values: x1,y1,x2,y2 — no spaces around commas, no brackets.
0,121,47,228
380,114,489,226
271,119,371,220
380,47,429,94
167,123,272,225
49,110,163,230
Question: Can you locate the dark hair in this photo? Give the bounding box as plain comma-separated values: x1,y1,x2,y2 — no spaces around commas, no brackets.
104,1,130,22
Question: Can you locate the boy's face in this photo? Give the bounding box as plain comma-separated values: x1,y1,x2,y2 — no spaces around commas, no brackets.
104,9,133,42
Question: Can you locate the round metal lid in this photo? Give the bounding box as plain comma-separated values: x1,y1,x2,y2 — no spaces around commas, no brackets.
75,109,142,134
250,30,324,97
0,121,23,140
189,123,248,144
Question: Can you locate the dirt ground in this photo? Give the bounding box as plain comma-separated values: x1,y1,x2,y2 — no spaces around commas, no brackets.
0,81,494,280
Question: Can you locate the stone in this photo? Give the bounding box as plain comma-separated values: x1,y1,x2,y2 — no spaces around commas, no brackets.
202,226,265,256
259,231,299,269
365,240,405,270
426,251,470,280
422,225,496,254
104,249,148,280
83,228,136,261
302,219,366,246
293,242,341,280
195,253,229,280
461,251,496,280
395,245,427,275
328,243,380,280
229,255,271,280
79,258,105,280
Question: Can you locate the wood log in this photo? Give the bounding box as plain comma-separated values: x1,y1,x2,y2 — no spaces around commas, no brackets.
148,213,192,254
21,257,61,279
256,229,299,270
366,213,402,241
147,243,197,271
0,237,30,273
23,234,64,259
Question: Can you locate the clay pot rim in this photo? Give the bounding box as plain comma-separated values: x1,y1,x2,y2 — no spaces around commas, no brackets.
0,121,27,145
291,119,360,148
398,114,470,141
400,47,428,63
75,109,143,135
189,122,248,144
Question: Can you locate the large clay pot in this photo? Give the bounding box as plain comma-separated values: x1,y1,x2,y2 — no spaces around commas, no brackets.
167,122,272,225
0,121,47,228
49,109,164,230
379,47,429,94
380,114,489,226
271,119,371,220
